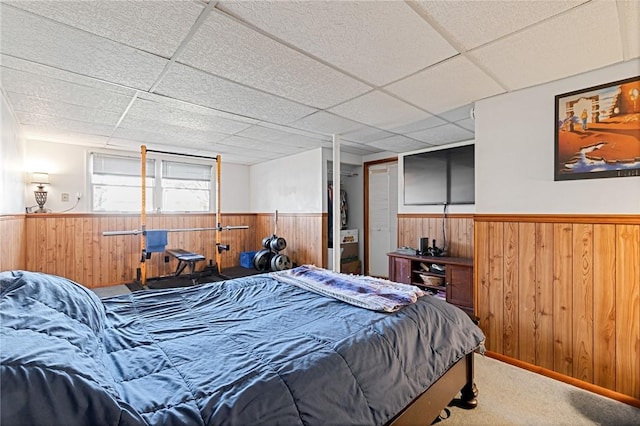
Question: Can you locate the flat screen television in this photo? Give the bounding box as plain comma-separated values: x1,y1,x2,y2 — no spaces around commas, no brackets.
403,144,475,205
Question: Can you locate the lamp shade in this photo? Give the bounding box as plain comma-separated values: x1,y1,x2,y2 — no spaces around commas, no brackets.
31,172,50,185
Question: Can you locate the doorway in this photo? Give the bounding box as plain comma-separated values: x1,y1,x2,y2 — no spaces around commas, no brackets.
364,158,398,278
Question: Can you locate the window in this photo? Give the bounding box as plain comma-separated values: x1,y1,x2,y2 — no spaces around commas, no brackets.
162,161,212,212
91,154,155,212
90,153,213,213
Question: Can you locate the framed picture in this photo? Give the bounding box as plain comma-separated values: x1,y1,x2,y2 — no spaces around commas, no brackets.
554,75,640,181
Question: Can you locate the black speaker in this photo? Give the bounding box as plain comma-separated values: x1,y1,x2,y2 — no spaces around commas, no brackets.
419,237,429,255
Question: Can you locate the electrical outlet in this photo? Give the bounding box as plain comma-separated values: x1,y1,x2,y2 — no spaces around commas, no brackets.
61,192,69,202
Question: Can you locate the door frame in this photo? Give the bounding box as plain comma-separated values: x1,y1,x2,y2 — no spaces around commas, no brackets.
363,156,397,277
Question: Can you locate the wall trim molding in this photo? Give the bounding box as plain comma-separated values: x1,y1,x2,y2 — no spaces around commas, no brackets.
474,214,640,224
0,214,26,221
22,212,256,219
399,213,640,224
255,212,325,217
398,213,475,219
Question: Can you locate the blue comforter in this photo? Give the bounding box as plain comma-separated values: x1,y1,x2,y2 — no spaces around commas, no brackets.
0,270,484,426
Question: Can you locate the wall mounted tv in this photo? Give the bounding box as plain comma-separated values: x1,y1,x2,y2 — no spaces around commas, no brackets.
403,143,475,205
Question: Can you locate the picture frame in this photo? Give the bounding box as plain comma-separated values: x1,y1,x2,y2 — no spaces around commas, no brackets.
554,75,640,181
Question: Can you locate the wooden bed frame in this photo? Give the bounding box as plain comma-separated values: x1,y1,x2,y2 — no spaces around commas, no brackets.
388,352,478,425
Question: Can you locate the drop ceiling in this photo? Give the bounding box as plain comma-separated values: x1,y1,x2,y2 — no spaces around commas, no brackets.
1,0,638,165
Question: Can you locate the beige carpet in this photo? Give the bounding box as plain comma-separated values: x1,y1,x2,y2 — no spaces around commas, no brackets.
443,354,640,425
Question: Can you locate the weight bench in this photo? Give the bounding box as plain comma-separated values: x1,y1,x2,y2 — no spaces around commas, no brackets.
166,249,206,280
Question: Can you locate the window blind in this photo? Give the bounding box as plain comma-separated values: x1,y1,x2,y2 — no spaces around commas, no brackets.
162,161,211,181
92,153,155,177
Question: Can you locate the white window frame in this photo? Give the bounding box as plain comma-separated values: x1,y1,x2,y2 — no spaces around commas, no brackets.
89,151,215,213
161,159,213,213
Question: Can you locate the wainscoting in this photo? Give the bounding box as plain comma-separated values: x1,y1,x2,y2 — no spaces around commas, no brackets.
254,212,326,268
0,215,26,271
397,214,474,258
475,215,640,401
0,212,326,288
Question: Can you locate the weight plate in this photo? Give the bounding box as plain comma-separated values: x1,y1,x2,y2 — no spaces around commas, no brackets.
269,236,287,252
270,254,283,271
271,253,292,271
262,236,272,250
280,254,292,270
253,249,272,271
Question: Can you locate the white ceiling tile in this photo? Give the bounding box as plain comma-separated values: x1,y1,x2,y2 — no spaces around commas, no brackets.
105,137,153,151
126,98,252,135
0,5,167,90
218,1,458,86
387,116,448,134
24,127,110,147
107,138,220,156
1,54,136,96
137,92,259,126
216,139,287,160
17,112,115,137
367,135,433,153
180,10,371,109
280,133,326,149
155,63,317,125
6,0,204,58
236,125,298,143
386,56,504,114
217,135,303,155
1,66,136,112
455,117,475,132
209,151,258,166
116,116,229,144
289,111,364,135
280,135,325,149
242,119,332,141
407,124,474,145
341,126,395,144
7,93,122,126
415,0,586,50
439,104,476,122
468,1,624,91
326,140,382,156
110,128,175,146
619,0,640,60
328,91,432,130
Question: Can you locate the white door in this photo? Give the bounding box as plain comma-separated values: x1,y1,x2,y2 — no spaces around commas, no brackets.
368,162,398,277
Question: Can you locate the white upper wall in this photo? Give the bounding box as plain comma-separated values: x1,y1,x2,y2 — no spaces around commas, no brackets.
219,160,251,213
475,59,640,214
24,140,87,213
1,93,25,214
250,148,323,213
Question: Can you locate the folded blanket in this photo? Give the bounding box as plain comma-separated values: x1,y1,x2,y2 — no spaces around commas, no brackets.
145,229,168,253
271,265,425,312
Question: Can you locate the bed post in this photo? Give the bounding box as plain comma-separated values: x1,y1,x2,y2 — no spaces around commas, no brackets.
459,352,478,408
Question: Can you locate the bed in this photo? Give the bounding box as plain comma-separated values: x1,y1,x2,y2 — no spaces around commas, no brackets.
0,266,485,426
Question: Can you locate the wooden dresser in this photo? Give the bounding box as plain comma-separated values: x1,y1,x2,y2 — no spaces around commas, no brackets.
387,252,474,318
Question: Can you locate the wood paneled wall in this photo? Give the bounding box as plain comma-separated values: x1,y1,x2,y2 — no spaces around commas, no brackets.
475,215,640,400
22,213,257,287
397,214,474,258
11,212,325,288
254,213,326,268
0,215,26,271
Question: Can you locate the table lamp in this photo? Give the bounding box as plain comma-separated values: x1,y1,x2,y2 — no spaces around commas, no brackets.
31,172,50,213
